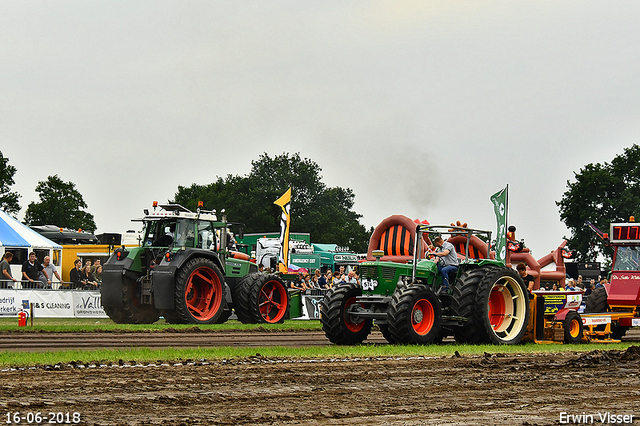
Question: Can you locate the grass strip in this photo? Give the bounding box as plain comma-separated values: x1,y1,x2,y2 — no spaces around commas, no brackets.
0,318,323,333
0,342,636,368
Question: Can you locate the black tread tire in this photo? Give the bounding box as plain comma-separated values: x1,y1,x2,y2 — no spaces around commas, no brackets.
214,308,233,324
451,266,496,344
612,325,630,340
473,266,529,345
563,311,584,344
320,282,372,345
160,309,181,324
585,287,608,313
104,276,160,324
377,324,396,344
387,284,442,345
174,257,225,324
234,273,289,324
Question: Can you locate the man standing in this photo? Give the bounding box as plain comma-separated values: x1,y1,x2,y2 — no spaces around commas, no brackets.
22,252,48,288
516,262,537,298
431,237,459,294
1,252,18,288
69,259,84,289
41,256,62,288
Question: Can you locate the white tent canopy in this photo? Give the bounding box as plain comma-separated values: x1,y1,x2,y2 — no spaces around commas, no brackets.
0,210,63,250
0,210,62,288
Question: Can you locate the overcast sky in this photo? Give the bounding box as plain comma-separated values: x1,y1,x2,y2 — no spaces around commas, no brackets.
2,1,639,257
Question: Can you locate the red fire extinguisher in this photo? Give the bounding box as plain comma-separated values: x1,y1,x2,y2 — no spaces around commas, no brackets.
18,310,27,327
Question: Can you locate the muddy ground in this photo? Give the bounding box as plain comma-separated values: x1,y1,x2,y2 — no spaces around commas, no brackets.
1,347,639,425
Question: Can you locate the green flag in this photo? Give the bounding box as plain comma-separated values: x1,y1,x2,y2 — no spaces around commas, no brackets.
490,186,508,262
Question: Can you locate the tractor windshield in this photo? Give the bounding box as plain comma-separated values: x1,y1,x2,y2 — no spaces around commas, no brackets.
613,246,640,271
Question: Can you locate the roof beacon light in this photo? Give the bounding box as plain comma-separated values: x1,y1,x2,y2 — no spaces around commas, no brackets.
631,216,635,223
198,201,204,208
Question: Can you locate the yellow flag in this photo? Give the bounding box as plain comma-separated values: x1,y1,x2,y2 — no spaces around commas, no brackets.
274,188,292,273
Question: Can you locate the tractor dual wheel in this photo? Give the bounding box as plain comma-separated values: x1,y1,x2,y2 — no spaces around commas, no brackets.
104,276,160,324
234,273,289,324
453,266,529,345
563,311,584,344
173,258,226,324
387,284,442,345
321,282,372,345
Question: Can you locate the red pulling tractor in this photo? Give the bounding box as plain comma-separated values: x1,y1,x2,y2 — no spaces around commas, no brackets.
515,218,639,344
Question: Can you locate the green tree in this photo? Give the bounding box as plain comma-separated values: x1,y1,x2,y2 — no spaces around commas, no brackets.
24,175,97,233
557,145,640,261
172,153,372,252
0,151,21,216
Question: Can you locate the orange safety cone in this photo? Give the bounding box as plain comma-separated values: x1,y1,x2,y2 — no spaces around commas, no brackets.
18,310,27,327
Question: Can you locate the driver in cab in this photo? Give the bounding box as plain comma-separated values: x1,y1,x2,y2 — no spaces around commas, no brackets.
430,236,459,294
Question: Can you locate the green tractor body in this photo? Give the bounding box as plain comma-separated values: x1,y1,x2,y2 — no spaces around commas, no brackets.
321,216,531,346
102,203,289,324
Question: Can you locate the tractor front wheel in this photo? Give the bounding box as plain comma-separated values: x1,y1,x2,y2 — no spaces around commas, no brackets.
174,258,225,324
387,284,442,345
104,276,160,324
563,311,583,344
321,282,372,345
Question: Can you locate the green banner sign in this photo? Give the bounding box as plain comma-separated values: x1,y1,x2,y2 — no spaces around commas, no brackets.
490,186,508,262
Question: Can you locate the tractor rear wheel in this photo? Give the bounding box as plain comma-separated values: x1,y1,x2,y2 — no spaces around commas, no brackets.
387,284,442,345
563,311,583,344
104,276,160,324
174,258,225,324
321,282,372,345
474,266,529,345
585,287,608,313
234,273,289,324
451,267,493,343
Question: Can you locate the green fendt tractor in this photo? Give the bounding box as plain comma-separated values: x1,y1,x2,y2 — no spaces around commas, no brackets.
102,202,289,324
321,219,530,345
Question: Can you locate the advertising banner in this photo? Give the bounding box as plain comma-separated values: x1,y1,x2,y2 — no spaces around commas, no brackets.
24,291,75,317
0,291,21,316
73,291,108,318
0,290,108,318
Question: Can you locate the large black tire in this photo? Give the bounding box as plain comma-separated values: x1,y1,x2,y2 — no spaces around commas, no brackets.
563,311,583,344
387,284,442,345
234,273,289,324
585,287,608,313
451,267,493,343
377,323,396,344
321,282,372,345
214,308,233,324
174,258,226,324
104,276,160,324
473,266,529,345
159,309,181,324
612,325,630,340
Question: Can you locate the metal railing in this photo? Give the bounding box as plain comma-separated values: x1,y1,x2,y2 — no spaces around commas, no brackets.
0,280,101,290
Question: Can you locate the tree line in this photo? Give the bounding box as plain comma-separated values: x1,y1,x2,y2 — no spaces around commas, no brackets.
3,146,639,258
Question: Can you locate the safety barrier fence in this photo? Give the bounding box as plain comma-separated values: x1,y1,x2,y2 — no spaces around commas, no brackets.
0,289,107,318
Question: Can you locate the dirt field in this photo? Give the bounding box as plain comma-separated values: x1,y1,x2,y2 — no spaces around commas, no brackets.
2,346,640,426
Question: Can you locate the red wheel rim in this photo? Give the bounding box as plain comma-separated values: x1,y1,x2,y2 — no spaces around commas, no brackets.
258,280,288,323
488,287,506,330
344,296,365,332
411,298,435,335
185,267,223,321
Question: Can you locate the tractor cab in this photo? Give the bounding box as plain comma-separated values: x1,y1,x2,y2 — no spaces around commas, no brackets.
607,222,640,308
